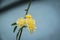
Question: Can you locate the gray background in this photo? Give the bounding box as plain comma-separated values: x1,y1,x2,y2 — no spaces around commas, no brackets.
0,0,60,40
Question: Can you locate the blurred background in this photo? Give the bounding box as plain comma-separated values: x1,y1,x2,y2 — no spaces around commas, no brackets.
0,0,60,40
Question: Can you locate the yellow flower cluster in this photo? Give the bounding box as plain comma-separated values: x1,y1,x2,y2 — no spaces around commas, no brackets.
16,14,36,33
16,18,25,28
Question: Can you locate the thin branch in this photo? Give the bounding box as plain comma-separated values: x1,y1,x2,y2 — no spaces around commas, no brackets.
18,0,32,40
16,28,21,40
25,0,32,15
18,27,23,40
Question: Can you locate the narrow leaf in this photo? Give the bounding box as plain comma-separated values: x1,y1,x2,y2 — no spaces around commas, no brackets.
23,25,27,28
18,28,23,40
16,28,21,40
13,26,17,32
11,22,16,26
16,31,19,40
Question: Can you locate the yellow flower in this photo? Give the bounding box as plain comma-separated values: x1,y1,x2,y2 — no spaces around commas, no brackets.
27,19,35,25
16,18,25,27
25,14,32,19
16,14,36,33
28,24,36,33
25,19,36,33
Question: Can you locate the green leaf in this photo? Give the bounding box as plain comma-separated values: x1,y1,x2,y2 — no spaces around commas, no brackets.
16,28,21,40
16,31,19,40
16,27,24,40
11,22,16,26
18,28,23,40
13,26,17,32
23,25,27,28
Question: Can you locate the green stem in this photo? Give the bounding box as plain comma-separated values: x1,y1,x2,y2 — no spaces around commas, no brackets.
18,0,32,40
25,0,32,15
18,28,23,40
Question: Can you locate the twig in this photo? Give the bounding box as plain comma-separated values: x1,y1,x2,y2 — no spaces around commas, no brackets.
18,28,23,40
18,0,32,40
25,0,32,15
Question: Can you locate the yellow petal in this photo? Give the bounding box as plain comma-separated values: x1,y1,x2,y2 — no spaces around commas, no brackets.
16,18,25,27
26,18,36,33
27,24,36,33
25,19,35,25
25,14,32,19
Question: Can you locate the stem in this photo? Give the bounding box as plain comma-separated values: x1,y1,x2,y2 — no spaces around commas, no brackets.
18,0,32,40
18,28,23,40
25,0,32,15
